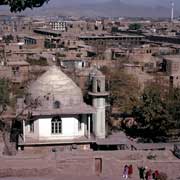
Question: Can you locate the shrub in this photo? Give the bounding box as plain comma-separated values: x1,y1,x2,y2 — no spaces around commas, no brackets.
158,172,168,180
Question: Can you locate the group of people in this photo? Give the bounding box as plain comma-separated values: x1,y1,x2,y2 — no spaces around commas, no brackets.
122,165,160,179
122,164,133,179
138,166,159,180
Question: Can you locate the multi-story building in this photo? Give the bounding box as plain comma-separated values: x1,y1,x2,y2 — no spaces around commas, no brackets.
24,35,45,49
49,21,67,31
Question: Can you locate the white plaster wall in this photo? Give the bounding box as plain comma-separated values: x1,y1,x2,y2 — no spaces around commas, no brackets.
37,117,85,140
93,98,106,139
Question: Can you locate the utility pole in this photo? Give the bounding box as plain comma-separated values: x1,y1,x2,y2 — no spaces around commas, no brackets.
171,1,174,22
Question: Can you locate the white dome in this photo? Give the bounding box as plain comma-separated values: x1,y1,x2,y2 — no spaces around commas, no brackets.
28,66,83,106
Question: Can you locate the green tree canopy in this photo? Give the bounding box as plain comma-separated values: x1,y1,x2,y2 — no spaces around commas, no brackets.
0,0,49,12
3,34,14,44
128,23,142,31
167,88,180,129
101,66,140,114
132,87,171,139
0,78,9,106
130,83,180,141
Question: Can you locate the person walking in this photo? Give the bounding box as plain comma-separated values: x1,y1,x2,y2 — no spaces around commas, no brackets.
146,169,153,180
154,170,159,180
122,165,129,179
138,166,145,180
145,169,149,180
128,164,133,178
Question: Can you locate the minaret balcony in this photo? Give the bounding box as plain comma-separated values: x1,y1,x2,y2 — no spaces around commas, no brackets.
88,91,109,97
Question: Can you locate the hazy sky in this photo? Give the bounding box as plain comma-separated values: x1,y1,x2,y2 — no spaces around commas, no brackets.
0,0,178,17
49,0,179,7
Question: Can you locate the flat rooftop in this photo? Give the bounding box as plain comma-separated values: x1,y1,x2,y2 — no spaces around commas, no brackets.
7,60,30,66
24,35,44,40
163,55,180,62
79,35,144,39
18,33,44,40
34,28,62,36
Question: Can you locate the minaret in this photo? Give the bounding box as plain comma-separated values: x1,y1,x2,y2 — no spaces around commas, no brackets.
171,1,174,22
88,69,109,139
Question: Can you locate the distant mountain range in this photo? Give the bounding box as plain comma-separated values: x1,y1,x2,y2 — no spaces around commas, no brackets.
120,0,180,7
0,0,180,18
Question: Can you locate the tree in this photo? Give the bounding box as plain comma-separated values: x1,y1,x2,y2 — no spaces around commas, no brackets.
0,94,41,155
0,78,42,155
128,23,142,31
167,88,180,132
3,34,14,44
111,27,119,33
26,56,48,66
132,87,171,140
0,79,10,106
101,66,140,114
0,0,49,12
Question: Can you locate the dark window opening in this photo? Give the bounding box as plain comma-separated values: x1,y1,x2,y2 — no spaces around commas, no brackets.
29,120,34,133
53,101,60,109
97,80,101,92
78,115,82,131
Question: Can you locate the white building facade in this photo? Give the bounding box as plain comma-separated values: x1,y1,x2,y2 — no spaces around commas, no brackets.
24,115,90,141
49,21,67,31
17,66,107,147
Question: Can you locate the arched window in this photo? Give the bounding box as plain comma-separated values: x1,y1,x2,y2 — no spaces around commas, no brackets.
51,116,62,134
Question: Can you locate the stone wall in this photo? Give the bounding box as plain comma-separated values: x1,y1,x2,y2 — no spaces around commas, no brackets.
0,150,179,179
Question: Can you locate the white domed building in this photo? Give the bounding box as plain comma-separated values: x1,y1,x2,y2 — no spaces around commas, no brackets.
17,66,108,148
